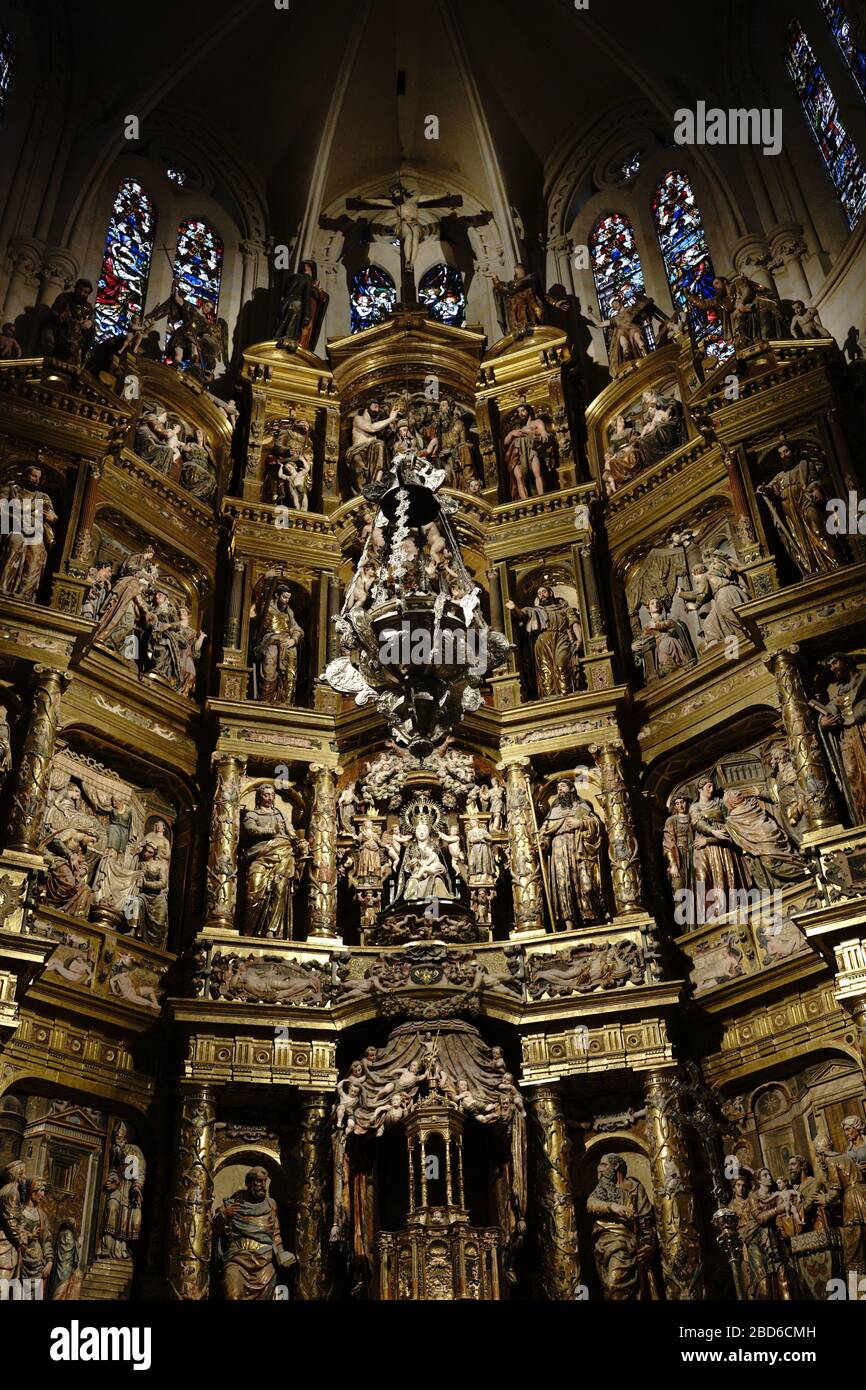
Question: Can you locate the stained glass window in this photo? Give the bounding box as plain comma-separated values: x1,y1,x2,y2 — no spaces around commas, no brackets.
350,265,397,333
786,20,866,229
0,31,13,124
172,218,223,320
418,264,467,327
652,169,727,354
820,0,866,102
589,212,646,319
94,179,157,343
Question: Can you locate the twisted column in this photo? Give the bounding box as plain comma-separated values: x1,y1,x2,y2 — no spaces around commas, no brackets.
590,741,644,912
167,1086,216,1301
767,647,839,832
504,759,545,934
204,753,246,929
644,1071,706,1300
295,1093,332,1299
307,764,338,939
529,1085,582,1299
6,666,68,852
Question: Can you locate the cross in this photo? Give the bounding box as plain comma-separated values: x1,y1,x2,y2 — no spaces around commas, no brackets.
344,182,463,306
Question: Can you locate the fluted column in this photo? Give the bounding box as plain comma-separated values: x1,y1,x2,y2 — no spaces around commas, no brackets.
644,1071,706,1300
204,753,246,930
295,1093,332,1299
307,764,338,939
6,666,68,852
575,541,605,641
166,1086,216,1300
504,759,545,935
767,647,840,833
529,1085,582,1299
223,557,246,650
723,450,759,554
590,741,644,912
327,574,341,662
69,460,103,565
485,564,503,632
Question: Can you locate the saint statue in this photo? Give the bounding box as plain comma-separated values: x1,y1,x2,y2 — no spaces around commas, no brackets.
276,259,329,352
392,815,460,902
214,1167,296,1300
98,1121,146,1260
739,1166,796,1298
587,1153,661,1299
503,404,553,499
757,443,847,577
631,597,696,685
720,788,807,889
538,781,606,929
662,794,694,898
240,784,306,938
489,263,546,335
816,653,866,824
677,552,749,649
19,1177,53,1287
507,585,582,698
0,465,58,602
345,400,399,493
688,780,751,919
0,1160,26,1285
38,278,95,364
179,427,218,502
252,584,303,706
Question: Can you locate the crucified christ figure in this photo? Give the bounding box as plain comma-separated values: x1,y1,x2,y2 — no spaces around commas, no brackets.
345,183,464,271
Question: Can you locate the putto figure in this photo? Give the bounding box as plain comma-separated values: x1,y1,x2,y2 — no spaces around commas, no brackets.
214,1167,296,1300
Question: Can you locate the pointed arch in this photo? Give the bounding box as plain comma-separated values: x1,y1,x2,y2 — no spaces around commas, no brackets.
94,178,157,343
786,19,866,229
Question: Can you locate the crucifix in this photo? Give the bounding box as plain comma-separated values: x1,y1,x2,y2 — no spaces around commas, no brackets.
344,182,463,306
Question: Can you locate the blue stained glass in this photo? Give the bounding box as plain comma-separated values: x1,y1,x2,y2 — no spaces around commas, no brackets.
820,0,866,102
350,265,396,333
786,20,866,229
652,170,728,356
94,179,157,343
172,218,223,320
0,31,13,124
418,263,467,327
589,211,646,319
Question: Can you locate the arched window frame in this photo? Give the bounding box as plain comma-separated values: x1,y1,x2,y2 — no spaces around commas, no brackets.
589,209,655,346
418,263,467,328
652,168,728,354
94,178,158,344
350,264,397,334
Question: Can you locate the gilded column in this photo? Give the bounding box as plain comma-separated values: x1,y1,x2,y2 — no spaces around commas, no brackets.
69,460,103,565
485,564,503,633
167,1086,216,1301
204,753,246,930
723,449,759,553
590,741,644,912
767,647,839,832
644,1071,706,1300
327,573,341,662
504,759,545,935
575,541,605,641
223,557,246,650
295,1093,332,1299
529,1085,582,1299
6,666,68,853
307,763,338,939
